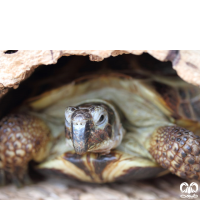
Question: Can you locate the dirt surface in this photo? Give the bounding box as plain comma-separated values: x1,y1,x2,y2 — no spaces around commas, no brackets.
0,174,199,200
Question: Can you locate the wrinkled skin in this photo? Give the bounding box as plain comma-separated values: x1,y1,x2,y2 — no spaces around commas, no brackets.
65,100,125,155
1,72,200,186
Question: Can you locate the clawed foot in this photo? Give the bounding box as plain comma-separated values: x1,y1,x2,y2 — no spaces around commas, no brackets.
0,168,32,188
0,113,51,187
149,126,200,180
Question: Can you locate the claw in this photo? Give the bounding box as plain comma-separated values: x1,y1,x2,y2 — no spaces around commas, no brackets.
0,169,6,186
0,167,33,188
12,176,23,188
23,173,32,185
11,171,32,188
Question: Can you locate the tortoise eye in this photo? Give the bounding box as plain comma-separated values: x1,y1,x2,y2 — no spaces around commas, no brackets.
68,107,76,112
97,115,105,124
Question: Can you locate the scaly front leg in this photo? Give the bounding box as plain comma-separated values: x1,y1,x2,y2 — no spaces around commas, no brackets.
0,114,51,187
148,126,200,179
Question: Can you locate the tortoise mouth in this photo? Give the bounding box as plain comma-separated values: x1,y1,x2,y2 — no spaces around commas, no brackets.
72,119,92,155
70,109,94,155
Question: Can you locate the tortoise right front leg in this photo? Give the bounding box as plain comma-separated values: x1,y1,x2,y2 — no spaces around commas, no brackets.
0,114,51,187
147,125,200,180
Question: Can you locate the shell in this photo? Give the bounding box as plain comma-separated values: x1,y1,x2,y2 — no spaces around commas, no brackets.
14,70,200,182
37,150,166,183
12,73,170,182
1,53,200,183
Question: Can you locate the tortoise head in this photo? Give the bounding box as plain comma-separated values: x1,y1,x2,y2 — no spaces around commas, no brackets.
65,102,117,155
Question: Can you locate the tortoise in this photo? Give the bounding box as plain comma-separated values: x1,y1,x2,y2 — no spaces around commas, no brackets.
1,56,200,187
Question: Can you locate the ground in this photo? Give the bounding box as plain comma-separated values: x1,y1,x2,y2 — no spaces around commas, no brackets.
0,174,198,200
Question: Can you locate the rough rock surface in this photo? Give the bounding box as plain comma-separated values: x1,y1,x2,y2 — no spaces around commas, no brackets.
1,50,200,97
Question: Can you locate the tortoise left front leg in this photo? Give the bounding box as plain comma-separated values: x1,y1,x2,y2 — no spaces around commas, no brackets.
147,125,200,179
0,113,52,187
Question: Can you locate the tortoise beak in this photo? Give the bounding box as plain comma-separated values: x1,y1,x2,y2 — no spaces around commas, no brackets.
71,118,92,155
